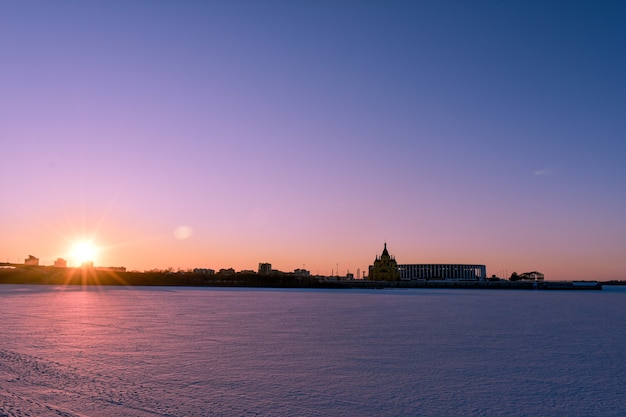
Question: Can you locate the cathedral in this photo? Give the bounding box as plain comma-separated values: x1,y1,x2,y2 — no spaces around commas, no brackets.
368,243,400,281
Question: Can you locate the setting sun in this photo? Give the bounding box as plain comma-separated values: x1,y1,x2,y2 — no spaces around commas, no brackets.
70,240,98,266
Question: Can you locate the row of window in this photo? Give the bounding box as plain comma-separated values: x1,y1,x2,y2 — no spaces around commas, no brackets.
397,264,487,280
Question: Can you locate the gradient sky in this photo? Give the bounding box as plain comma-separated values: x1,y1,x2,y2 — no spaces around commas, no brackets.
1,1,625,280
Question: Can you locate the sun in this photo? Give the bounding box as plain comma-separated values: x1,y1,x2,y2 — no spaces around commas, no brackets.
70,240,99,266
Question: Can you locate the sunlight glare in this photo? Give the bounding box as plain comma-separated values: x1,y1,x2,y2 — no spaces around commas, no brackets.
70,240,98,266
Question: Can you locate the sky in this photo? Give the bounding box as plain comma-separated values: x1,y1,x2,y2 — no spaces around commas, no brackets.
1,1,625,280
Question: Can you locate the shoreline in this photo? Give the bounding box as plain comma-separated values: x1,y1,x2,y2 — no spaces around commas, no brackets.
0,266,604,290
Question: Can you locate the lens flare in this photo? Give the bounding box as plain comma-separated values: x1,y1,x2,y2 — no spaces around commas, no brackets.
174,226,193,240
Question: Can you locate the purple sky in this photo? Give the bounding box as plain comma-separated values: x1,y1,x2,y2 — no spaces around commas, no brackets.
1,1,625,280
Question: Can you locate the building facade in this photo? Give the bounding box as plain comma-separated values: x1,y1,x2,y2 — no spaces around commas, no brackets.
398,264,487,281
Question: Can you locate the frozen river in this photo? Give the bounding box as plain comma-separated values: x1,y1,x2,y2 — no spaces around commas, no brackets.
1,284,624,416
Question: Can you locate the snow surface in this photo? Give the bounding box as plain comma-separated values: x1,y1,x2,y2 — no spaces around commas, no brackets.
1,285,625,416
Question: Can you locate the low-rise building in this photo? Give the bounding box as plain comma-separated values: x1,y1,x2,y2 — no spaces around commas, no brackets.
518,271,544,282
54,258,67,268
24,255,39,266
258,263,272,275
294,268,310,277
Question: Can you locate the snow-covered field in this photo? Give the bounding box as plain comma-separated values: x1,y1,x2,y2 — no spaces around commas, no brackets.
1,285,624,416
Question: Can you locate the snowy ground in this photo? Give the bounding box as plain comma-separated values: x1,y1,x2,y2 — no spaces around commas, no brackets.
1,285,625,416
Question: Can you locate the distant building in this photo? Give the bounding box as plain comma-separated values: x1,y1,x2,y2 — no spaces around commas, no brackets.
24,255,39,266
294,268,310,277
518,271,544,282
368,243,487,281
54,258,67,268
346,272,354,280
96,266,127,272
81,261,94,268
258,263,272,275
398,264,487,281
218,268,235,276
193,268,215,275
368,243,400,281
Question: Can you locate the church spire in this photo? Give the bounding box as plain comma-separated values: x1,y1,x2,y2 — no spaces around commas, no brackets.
382,242,389,257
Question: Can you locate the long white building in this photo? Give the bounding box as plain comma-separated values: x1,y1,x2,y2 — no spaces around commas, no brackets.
398,264,487,281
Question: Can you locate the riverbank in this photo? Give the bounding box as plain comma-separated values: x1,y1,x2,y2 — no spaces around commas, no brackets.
320,279,603,290
0,265,605,290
